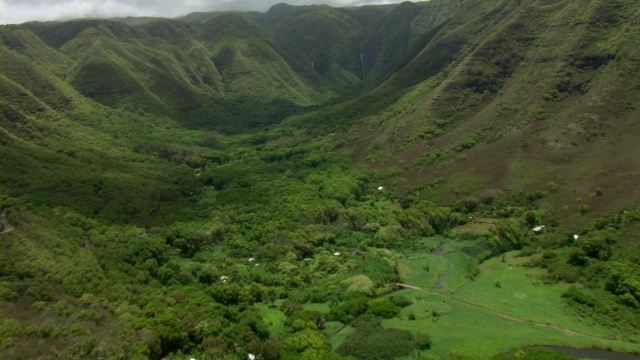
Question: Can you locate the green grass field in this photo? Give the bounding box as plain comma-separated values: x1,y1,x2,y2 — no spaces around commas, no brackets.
400,254,449,289
303,302,331,313
256,302,286,336
330,325,355,351
388,248,640,358
399,237,479,290
384,289,640,359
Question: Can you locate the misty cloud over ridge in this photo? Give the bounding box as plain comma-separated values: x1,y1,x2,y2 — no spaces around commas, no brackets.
1,0,400,24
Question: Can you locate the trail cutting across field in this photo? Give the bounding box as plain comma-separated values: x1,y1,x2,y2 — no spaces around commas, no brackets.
394,282,640,347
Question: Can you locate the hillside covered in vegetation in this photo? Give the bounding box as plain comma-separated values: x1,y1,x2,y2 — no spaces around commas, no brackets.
1,0,640,359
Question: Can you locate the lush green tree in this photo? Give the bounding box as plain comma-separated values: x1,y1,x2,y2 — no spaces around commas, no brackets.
342,274,375,296
415,332,432,350
488,218,534,252
372,225,406,248
281,328,329,356
388,295,412,308
580,237,611,260
366,299,400,319
605,260,640,308
567,248,589,267
336,325,417,359
328,293,369,323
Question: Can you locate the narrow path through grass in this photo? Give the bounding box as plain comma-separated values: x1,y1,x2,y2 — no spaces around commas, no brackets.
394,283,639,347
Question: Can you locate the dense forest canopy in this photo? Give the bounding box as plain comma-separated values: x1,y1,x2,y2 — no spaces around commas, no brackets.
1,0,640,359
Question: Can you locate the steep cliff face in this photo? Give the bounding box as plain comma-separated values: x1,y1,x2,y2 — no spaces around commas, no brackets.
334,0,640,221
0,1,468,122
1,14,336,130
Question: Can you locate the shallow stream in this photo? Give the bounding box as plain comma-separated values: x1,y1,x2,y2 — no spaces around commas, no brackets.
431,248,451,290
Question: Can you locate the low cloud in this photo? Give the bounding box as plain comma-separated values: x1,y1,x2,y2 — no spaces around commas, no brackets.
1,0,401,24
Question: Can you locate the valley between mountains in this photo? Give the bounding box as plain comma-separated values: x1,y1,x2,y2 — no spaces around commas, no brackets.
1,0,640,359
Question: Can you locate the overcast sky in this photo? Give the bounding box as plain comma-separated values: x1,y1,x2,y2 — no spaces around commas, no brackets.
1,0,401,24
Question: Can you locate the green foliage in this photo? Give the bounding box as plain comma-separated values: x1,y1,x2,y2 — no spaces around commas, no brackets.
342,274,376,296
372,225,406,248
415,332,432,350
579,204,591,215
281,328,329,356
366,299,400,319
488,218,534,253
282,300,304,316
452,132,484,152
413,150,443,167
358,256,399,286
466,259,480,280
580,237,611,260
388,295,412,308
328,293,370,323
455,197,481,213
567,248,589,267
562,286,596,308
207,283,263,306
605,260,640,308
336,319,417,360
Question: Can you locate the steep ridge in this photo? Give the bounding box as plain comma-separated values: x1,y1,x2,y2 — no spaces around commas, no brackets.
354,1,428,77
271,7,363,82
2,0,639,220
0,3,462,128
1,15,335,131
200,13,331,105
340,0,640,223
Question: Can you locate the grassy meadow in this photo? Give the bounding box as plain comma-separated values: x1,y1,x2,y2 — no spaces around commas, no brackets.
384,246,640,358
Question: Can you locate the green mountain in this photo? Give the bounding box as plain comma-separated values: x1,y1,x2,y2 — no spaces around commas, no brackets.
3,15,334,131
2,1,640,359
342,0,640,224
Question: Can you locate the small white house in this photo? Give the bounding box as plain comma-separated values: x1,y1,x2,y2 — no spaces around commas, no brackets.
378,186,384,191
333,252,341,256
532,225,546,234
248,257,256,262
220,276,229,283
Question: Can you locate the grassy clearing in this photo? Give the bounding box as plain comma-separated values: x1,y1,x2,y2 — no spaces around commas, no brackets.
449,254,634,341
440,251,474,289
452,218,497,235
303,302,331,313
256,302,286,336
384,289,640,359
330,325,355,350
400,255,448,289
390,246,640,357
399,237,477,290
323,321,344,336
